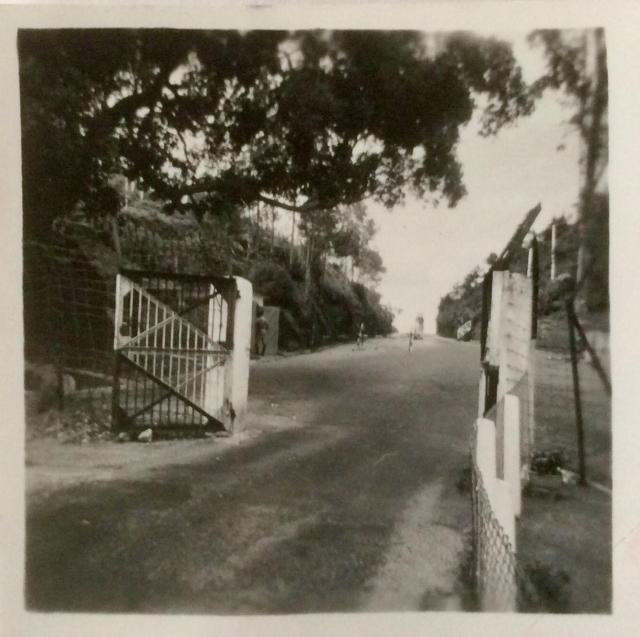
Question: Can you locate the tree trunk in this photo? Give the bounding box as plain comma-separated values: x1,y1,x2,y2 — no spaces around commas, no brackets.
576,28,608,312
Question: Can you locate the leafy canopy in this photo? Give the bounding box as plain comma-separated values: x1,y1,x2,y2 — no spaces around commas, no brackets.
19,29,534,238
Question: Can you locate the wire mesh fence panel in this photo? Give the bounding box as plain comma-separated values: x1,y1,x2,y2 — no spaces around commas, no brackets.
24,239,116,386
470,419,542,612
534,307,611,486
23,236,118,441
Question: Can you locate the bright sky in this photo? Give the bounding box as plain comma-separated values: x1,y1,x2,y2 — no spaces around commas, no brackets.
367,33,582,334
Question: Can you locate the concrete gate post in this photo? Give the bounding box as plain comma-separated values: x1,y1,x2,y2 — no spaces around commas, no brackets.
225,277,253,431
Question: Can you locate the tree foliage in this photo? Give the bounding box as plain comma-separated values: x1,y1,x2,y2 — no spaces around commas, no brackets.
528,28,608,310
435,217,587,339
19,29,534,239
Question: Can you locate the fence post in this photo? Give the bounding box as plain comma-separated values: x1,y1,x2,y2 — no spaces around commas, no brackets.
528,236,539,467
476,416,496,610
571,311,611,395
566,299,587,485
476,417,517,612
504,394,522,517
476,418,497,497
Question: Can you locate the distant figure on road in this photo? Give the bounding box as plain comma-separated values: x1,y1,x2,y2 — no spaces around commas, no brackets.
255,307,269,356
408,331,414,352
356,322,365,350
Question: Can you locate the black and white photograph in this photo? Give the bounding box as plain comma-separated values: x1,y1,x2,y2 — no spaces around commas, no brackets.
1,2,638,635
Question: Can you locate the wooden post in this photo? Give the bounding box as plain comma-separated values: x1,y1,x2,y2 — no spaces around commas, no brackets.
571,311,611,395
566,299,587,485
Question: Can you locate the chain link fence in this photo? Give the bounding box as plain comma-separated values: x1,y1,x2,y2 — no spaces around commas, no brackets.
534,309,611,487
469,391,542,612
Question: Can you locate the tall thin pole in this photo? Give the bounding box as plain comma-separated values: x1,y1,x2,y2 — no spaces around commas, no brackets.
566,299,587,485
551,223,557,280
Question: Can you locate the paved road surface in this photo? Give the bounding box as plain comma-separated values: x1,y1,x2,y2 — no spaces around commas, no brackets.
26,335,480,613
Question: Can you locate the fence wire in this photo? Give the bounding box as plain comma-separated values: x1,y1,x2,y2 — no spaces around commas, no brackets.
534,308,611,486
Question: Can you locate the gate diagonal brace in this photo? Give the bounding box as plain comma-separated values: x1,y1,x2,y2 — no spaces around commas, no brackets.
116,354,226,431
122,348,228,395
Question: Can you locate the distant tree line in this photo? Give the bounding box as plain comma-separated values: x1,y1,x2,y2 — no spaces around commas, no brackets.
436,213,608,340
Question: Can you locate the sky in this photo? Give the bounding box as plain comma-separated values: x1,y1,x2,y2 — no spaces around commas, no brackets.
366,33,583,334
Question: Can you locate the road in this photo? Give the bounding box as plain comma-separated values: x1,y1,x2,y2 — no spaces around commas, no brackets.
25,335,480,614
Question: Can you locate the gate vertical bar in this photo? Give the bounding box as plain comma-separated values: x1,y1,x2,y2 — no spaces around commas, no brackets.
111,274,124,431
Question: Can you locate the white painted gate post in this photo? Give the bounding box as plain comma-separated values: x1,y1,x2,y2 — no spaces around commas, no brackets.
503,394,522,518
476,417,496,611
476,416,517,612
226,277,252,431
204,286,226,422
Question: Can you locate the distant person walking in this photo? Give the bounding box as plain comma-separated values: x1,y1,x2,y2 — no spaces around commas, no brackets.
408,331,414,352
255,307,269,357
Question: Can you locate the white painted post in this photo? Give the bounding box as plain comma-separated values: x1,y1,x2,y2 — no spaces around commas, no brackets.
204,285,225,421
113,274,123,350
477,417,517,612
476,418,497,497
476,416,496,611
225,277,252,431
504,394,522,517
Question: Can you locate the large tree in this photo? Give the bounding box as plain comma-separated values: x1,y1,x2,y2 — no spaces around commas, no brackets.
19,29,534,239
528,28,608,311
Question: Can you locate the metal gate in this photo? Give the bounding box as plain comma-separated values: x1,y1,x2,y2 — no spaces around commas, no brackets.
112,269,238,434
